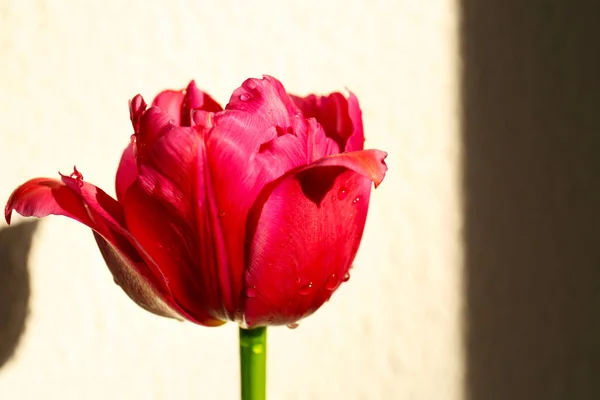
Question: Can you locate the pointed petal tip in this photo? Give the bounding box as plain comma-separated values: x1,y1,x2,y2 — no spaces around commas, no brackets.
373,150,388,188
4,207,12,225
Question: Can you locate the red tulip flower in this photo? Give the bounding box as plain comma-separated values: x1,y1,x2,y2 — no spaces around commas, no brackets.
5,76,387,328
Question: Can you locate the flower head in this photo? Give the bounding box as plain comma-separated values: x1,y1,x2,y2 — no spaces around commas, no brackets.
5,75,387,327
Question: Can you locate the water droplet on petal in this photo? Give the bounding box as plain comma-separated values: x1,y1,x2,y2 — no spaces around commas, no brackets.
251,344,264,354
239,93,250,101
353,196,360,204
219,212,226,218
130,134,136,143
298,282,313,295
246,286,257,298
287,322,299,329
325,274,340,291
338,187,348,200
343,273,351,282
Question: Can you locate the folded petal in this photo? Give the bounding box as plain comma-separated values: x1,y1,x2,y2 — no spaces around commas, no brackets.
292,90,364,152
5,176,92,225
226,75,300,129
243,149,388,326
4,172,193,322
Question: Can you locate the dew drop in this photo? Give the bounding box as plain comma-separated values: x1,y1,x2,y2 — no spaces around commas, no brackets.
325,274,340,291
246,286,257,298
298,282,313,295
338,187,348,200
219,212,226,218
130,133,137,143
353,196,360,204
287,322,299,329
343,273,351,282
251,344,264,354
239,93,250,101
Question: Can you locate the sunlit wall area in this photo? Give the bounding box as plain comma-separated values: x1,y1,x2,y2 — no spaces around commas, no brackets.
0,1,462,399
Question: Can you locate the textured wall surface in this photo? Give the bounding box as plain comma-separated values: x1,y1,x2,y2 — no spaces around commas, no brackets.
0,1,462,399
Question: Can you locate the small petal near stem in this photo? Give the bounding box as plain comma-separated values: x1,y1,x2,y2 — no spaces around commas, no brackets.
239,326,267,400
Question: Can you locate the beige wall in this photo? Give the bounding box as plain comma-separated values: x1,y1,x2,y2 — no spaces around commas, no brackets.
0,1,462,399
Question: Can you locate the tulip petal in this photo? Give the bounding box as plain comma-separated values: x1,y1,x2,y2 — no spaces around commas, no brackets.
4,174,193,322
115,142,137,203
93,233,184,320
151,90,185,125
134,107,175,164
292,90,365,152
243,149,388,326
123,121,230,323
152,81,222,127
182,80,223,114
206,110,301,317
5,177,92,225
226,75,300,129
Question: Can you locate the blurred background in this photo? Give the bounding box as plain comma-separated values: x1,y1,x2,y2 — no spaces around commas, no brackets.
0,0,597,399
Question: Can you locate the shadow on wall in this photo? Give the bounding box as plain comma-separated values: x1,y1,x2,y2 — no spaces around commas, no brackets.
0,220,38,369
461,1,600,399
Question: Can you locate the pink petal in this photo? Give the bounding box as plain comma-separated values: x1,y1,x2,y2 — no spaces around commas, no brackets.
129,94,147,134
123,122,231,323
4,173,197,322
134,107,176,164
93,233,185,320
292,90,365,152
151,90,185,125
206,110,305,317
115,142,137,203
182,80,223,114
152,81,223,127
5,177,92,225
243,149,388,326
226,75,300,129
205,111,274,317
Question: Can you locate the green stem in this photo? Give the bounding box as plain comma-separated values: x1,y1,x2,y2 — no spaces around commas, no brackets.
239,326,267,400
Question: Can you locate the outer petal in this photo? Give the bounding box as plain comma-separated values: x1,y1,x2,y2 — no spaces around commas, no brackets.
206,111,280,318
5,177,92,225
115,142,136,203
243,149,388,327
123,113,230,323
206,109,343,320
291,90,365,152
4,175,187,321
